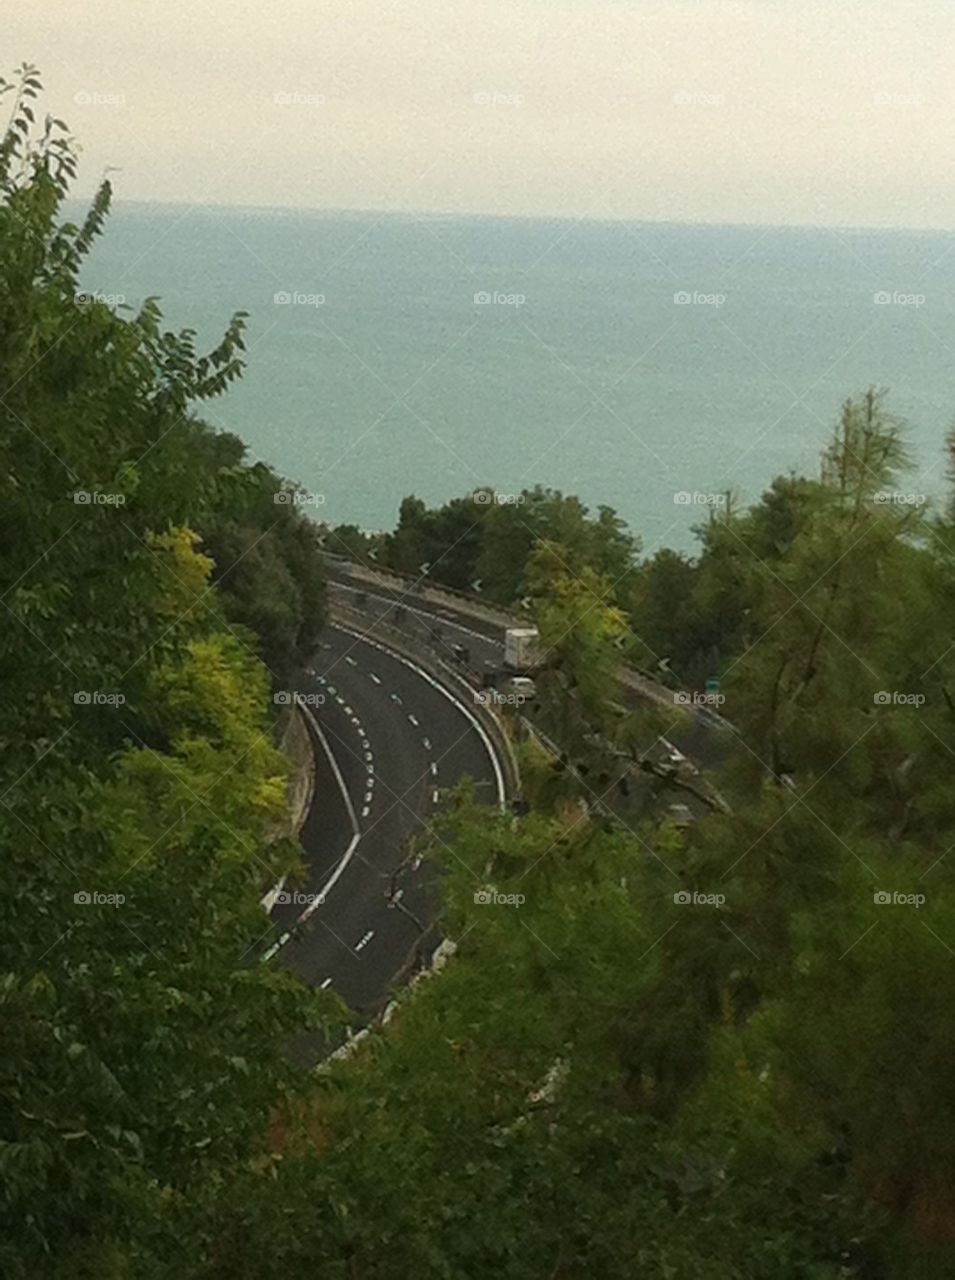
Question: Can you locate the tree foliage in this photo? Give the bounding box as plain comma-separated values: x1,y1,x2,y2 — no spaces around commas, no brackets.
0,67,335,1276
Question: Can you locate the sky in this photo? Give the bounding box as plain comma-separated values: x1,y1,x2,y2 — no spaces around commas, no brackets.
12,0,955,228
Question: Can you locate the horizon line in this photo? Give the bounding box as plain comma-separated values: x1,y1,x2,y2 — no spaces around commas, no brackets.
61,195,955,239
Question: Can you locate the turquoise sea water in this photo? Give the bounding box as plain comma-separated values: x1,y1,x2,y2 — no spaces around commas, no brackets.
78,203,955,552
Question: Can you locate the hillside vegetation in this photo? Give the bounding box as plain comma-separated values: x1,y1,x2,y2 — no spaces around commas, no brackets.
5,67,955,1278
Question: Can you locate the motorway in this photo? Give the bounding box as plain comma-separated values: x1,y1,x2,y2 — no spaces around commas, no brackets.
327,571,727,773
259,566,728,1047
263,621,504,1026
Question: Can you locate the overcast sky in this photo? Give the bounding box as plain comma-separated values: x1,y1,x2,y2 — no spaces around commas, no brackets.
13,0,955,228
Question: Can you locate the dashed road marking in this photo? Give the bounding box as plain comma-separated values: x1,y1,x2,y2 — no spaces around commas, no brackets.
369,673,381,685
423,737,432,750
408,713,419,727
361,805,371,818
432,788,440,805
320,976,334,989
355,930,375,952
430,762,438,776
390,692,403,705
345,656,357,666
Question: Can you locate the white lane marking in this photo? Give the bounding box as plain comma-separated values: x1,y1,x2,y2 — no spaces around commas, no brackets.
411,854,423,871
430,762,438,776
390,692,403,705
261,706,364,962
335,626,507,811
317,675,326,684
260,873,287,912
407,713,419,727
369,672,381,685
363,791,373,804
345,656,357,666
350,715,360,726
364,750,373,763
343,704,353,715
432,788,440,804
327,685,337,695
361,805,371,817
320,977,334,989
361,738,370,749
355,930,375,952
422,737,432,750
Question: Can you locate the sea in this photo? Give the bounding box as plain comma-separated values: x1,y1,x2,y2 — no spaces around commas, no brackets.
75,202,955,554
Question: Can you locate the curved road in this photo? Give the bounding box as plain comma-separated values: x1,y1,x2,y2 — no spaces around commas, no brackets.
265,622,503,1018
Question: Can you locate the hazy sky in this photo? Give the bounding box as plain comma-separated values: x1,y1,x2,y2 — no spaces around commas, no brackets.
14,0,955,227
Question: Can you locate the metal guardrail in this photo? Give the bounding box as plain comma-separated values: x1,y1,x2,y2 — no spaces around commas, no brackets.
322,555,522,629
325,555,733,734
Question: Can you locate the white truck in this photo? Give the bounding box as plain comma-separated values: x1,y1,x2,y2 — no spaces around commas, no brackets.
504,627,541,673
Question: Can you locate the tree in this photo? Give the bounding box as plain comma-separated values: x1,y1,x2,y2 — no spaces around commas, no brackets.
0,67,337,1274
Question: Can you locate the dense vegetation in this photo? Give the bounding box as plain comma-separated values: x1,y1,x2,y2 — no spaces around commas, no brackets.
325,467,830,693
0,66,334,1276
248,391,955,1278
6,66,955,1277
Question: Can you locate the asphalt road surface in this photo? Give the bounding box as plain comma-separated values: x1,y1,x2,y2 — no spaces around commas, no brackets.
264,622,504,1022
329,575,728,773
